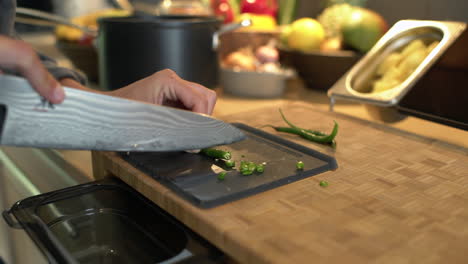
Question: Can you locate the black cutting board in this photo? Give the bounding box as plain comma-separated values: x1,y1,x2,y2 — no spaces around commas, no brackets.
120,123,338,208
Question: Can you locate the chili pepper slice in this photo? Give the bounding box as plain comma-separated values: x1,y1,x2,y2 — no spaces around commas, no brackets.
296,161,304,170
201,148,232,160
319,181,329,187
241,170,253,176
256,164,265,173
218,171,227,181
224,159,236,168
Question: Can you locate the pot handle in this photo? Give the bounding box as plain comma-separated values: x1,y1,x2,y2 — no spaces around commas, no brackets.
2,210,22,229
212,19,252,50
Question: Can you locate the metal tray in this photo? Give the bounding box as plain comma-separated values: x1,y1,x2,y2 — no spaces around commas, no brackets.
328,20,466,107
120,123,338,208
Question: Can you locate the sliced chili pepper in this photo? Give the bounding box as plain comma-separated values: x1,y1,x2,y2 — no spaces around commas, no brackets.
201,148,232,160
256,164,265,173
296,161,304,170
218,171,227,181
319,181,329,187
241,170,253,176
224,159,236,168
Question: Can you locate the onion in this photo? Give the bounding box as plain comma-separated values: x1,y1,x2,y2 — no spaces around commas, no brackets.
255,45,279,64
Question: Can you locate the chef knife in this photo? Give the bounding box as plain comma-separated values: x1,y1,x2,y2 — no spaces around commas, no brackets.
0,75,245,151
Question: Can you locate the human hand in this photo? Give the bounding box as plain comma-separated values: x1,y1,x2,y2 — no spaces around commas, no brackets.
109,69,217,115
0,36,65,104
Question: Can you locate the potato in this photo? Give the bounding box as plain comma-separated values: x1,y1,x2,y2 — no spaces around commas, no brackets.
372,78,400,93
372,66,404,93
398,48,427,79
400,39,425,59
371,38,437,94
376,52,402,76
381,66,404,82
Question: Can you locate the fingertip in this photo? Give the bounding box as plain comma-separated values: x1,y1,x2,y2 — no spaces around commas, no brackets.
192,102,207,115
51,83,65,104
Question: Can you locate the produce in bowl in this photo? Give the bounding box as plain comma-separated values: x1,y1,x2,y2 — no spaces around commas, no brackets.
371,39,440,93
222,40,286,73
276,3,387,90
221,40,294,97
281,4,388,54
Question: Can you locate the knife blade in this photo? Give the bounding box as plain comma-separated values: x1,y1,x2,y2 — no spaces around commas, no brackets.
0,75,245,151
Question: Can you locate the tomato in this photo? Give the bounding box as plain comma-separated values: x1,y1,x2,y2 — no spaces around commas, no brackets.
212,0,241,23
240,0,278,18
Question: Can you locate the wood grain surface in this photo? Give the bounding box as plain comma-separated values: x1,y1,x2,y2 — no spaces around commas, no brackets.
92,101,468,264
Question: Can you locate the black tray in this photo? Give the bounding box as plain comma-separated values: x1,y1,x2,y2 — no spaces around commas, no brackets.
120,123,338,208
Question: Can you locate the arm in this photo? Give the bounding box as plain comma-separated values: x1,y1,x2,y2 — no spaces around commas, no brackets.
1,37,216,115
60,69,217,115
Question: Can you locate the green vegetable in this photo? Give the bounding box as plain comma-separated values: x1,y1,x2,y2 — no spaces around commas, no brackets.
248,161,256,172
239,160,259,175
241,170,253,176
201,148,231,160
267,109,338,147
319,181,329,187
296,161,305,170
224,160,236,168
272,126,338,144
256,164,265,173
240,160,248,170
218,171,227,181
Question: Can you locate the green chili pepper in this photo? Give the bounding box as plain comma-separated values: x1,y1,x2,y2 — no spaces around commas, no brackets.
279,108,300,129
273,125,338,143
224,160,236,168
299,128,337,148
275,109,338,146
296,161,305,170
241,170,253,176
240,161,248,169
201,148,231,160
248,161,256,172
218,171,227,181
256,164,265,173
319,181,329,187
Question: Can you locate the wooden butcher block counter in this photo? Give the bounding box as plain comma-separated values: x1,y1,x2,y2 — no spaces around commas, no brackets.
92,101,468,264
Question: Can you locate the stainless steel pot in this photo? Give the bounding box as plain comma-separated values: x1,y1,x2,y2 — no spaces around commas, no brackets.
15,7,251,90
97,15,250,90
